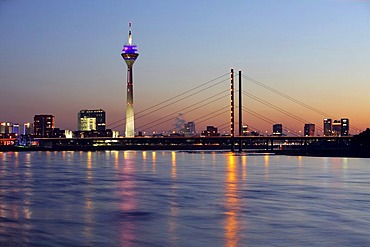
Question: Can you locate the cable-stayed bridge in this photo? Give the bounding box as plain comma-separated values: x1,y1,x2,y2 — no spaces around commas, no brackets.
108,70,361,136
28,69,360,154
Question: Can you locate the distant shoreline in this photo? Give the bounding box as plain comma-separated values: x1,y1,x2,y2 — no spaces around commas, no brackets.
1,145,369,158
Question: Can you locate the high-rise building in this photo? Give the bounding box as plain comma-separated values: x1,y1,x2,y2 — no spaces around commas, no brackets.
323,118,350,136
0,122,16,134
201,126,219,137
304,124,315,137
78,109,106,131
242,125,249,136
272,124,283,136
323,118,332,136
121,23,139,137
181,122,196,136
341,118,349,136
332,120,342,136
23,123,32,135
34,115,54,137
13,123,20,135
0,122,5,133
1,122,11,134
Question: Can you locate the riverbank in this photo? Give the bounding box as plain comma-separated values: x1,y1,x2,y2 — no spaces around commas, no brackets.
1,145,369,158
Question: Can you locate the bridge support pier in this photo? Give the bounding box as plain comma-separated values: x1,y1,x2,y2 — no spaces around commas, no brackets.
238,70,243,152
230,68,235,152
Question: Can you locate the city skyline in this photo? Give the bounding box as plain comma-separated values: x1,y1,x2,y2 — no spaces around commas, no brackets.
1,0,370,133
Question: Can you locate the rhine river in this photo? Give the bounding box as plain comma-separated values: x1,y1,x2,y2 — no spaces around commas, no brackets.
1,151,370,246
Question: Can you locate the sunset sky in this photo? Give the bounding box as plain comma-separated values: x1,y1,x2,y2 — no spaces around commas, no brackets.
1,0,370,135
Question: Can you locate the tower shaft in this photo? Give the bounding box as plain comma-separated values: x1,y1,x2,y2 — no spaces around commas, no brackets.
125,65,135,137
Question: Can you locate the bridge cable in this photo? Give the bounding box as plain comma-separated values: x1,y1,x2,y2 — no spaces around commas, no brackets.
243,74,362,132
137,90,230,132
109,77,229,130
107,72,229,128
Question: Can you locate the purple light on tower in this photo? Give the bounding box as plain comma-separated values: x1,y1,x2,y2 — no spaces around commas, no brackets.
121,22,139,137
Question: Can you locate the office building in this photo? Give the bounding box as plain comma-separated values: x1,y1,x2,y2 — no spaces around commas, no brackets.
181,122,196,136
304,124,315,137
34,115,55,137
272,124,283,136
323,118,350,136
332,120,342,136
0,122,5,133
13,123,20,135
323,119,332,136
78,109,106,131
23,123,32,135
242,125,249,136
0,122,20,134
341,118,349,136
201,126,219,137
0,122,14,134
121,23,139,137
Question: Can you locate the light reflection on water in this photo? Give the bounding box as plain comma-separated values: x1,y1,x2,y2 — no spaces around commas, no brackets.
225,154,240,247
1,151,370,246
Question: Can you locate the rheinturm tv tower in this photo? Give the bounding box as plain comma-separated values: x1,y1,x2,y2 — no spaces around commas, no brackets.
121,22,139,137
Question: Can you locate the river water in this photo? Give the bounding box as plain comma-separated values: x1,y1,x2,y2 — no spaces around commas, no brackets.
1,151,370,246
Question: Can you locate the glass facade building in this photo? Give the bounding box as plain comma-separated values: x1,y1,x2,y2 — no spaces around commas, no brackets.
78,109,106,131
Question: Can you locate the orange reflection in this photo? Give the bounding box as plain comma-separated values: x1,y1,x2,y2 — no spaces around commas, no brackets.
171,151,177,179
298,156,303,180
86,151,93,182
0,152,5,163
14,152,19,167
169,152,179,245
264,155,269,180
142,151,147,171
224,154,240,247
152,152,156,173
241,155,247,181
114,151,119,170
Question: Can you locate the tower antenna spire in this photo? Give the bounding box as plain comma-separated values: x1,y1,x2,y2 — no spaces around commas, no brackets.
128,22,132,45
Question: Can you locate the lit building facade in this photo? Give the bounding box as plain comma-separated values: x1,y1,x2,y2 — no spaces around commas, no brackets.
341,118,349,136
201,126,219,137
0,122,4,133
0,122,20,135
332,120,342,136
181,122,196,136
304,124,315,137
34,115,55,137
323,118,349,136
0,122,12,134
23,123,32,135
78,109,106,131
121,23,139,137
323,118,332,136
13,124,20,135
272,124,283,136
242,125,249,136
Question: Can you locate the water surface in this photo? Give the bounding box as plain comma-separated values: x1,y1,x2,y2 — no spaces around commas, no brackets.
1,151,370,246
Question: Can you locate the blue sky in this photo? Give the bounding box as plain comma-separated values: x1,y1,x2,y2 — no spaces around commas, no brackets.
1,0,370,134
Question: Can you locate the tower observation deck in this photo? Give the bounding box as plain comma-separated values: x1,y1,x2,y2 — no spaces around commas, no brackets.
121,23,139,137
